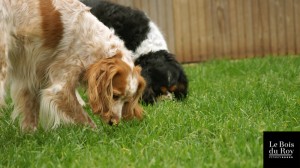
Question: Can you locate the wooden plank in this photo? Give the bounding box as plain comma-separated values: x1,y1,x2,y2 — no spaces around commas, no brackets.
244,0,254,57
140,0,150,16
124,0,133,6
294,0,300,53
277,0,287,56
180,0,192,62
157,0,167,41
204,0,215,60
133,0,142,9
269,0,279,56
189,0,200,62
157,0,166,31
109,0,118,4
173,0,184,62
228,0,239,59
197,0,208,61
259,0,271,56
211,0,224,59
285,0,295,55
166,0,175,54
115,0,132,6
252,0,263,57
236,0,246,58
221,0,231,58
148,0,158,23
156,0,174,60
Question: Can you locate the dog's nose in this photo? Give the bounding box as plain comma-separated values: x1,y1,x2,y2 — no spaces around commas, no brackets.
108,120,114,126
108,118,119,126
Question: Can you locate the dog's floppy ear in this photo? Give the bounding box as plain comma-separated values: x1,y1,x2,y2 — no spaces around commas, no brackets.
174,70,188,100
85,57,118,122
122,66,146,120
139,66,156,104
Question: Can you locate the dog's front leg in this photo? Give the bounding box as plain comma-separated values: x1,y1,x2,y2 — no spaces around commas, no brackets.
0,6,12,108
0,44,8,108
10,83,40,132
40,66,96,130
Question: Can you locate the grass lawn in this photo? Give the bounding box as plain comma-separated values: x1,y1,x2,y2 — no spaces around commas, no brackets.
1,56,300,167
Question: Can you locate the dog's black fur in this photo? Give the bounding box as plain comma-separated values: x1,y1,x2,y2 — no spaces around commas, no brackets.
81,0,188,104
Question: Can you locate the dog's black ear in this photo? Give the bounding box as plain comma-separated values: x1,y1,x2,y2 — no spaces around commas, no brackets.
141,87,156,105
174,69,188,100
139,67,156,105
135,55,158,104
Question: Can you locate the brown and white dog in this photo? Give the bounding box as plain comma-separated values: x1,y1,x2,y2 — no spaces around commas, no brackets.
0,0,145,131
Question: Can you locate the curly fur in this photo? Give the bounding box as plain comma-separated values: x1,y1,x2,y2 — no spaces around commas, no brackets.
85,56,145,124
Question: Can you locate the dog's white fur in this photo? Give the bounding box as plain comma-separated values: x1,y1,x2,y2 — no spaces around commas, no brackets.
132,22,168,61
0,0,145,131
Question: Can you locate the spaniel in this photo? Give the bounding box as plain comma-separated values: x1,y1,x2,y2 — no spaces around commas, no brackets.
81,0,189,104
0,0,145,132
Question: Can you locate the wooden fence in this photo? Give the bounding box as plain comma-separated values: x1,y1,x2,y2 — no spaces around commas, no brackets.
108,0,300,63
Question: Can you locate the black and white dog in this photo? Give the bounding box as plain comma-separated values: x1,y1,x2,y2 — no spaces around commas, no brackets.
82,0,188,104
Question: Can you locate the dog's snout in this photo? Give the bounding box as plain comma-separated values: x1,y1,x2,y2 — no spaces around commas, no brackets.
108,117,119,126
108,120,114,126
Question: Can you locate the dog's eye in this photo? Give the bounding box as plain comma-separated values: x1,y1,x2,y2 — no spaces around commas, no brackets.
113,95,120,100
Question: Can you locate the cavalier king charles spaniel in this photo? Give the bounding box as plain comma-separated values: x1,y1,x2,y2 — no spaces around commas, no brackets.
0,0,145,131
81,0,189,104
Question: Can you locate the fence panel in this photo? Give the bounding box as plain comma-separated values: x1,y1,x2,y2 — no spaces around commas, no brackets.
295,0,300,54
106,0,300,63
285,0,295,55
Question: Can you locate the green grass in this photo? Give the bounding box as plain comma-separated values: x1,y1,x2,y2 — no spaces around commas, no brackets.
1,56,300,167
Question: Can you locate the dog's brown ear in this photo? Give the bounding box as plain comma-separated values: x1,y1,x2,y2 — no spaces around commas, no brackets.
85,58,118,122
122,66,146,120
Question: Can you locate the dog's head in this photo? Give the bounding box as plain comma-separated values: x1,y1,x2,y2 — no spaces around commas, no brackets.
135,50,188,104
85,55,145,125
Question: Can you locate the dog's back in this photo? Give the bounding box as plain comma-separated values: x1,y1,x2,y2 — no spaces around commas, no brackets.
87,1,150,52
